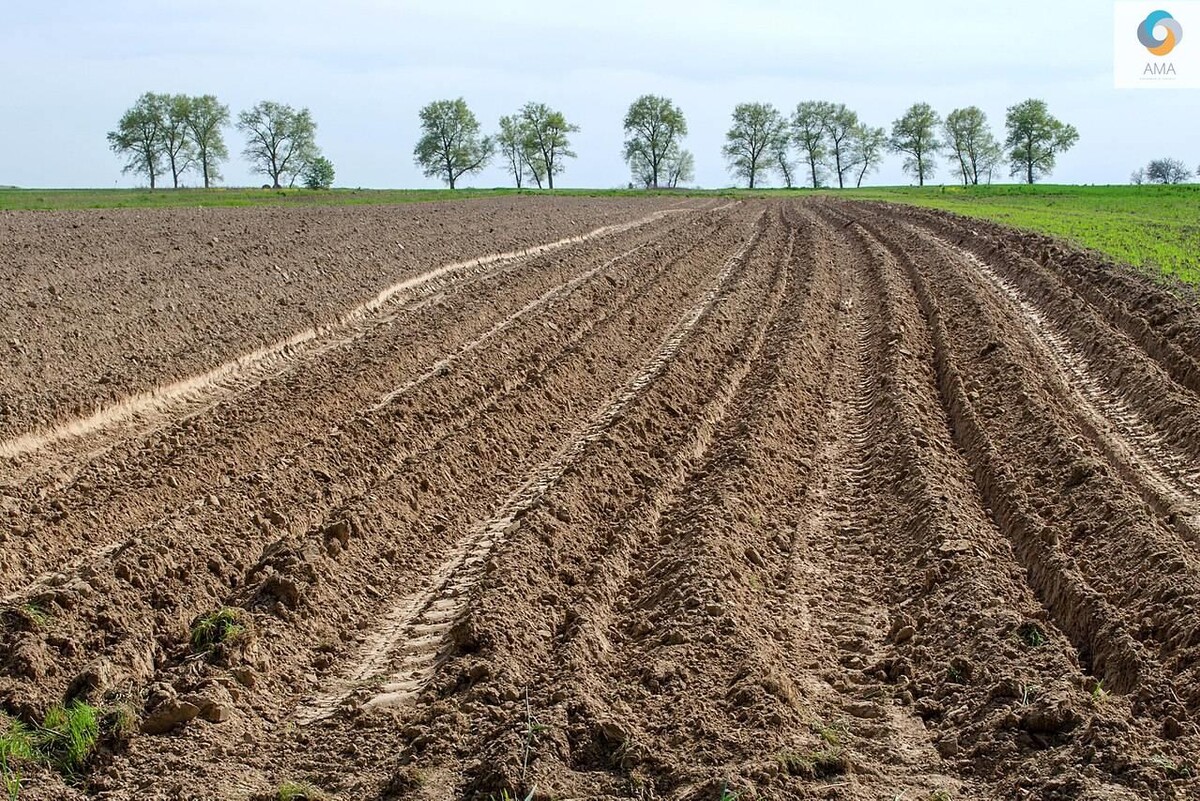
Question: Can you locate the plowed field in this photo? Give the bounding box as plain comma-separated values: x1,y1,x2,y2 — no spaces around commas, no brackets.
2,197,1200,800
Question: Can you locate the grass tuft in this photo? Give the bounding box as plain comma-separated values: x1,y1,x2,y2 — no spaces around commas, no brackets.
190,608,247,653
776,747,849,778
1,716,34,800
33,701,100,777
277,780,329,801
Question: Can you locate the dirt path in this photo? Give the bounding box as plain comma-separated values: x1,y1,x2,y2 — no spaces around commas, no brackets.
2,198,1198,800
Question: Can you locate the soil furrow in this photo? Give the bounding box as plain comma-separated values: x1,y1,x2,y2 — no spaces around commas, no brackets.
297,211,767,725
0,209,724,595
893,219,1200,510
877,203,1200,396
6,198,1200,800
839,205,1200,795
0,209,754,723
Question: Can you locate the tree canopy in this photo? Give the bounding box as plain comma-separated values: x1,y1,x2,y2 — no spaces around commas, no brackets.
237,101,320,188
413,98,492,189
623,95,688,189
890,102,942,186
724,102,787,189
107,93,168,189
1004,99,1079,184
943,106,1001,186
519,102,578,190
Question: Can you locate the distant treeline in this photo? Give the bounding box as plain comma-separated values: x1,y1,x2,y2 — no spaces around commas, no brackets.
110,93,1099,190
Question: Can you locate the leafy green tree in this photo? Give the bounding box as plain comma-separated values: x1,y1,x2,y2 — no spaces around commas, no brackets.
237,101,319,188
413,98,492,189
1004,99,1079,184
665,148,694,188
622,95,687,189
497,114,535,188
162,94,196,188
182,95,230,188
791,101,828,188
848,124,888,188
772,136,798,188
107,93,167,189
519,102,578,189
723,102,787,189
944,106,1001,186
302,156,335,189
890,102,942,186
819,102,860,188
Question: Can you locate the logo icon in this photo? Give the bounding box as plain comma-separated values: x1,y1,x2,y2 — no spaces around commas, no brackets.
1138,9,1183,55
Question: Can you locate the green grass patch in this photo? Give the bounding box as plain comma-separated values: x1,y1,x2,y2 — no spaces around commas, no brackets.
277,780,329,800
1,716,34,800
190,607,247,653
0,702,102,797
834,183,1200,284
34,702,99,777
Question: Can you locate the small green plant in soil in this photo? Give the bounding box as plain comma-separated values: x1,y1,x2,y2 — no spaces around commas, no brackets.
19,605,49,630
277,780,329,801
776,747,849,778
1017,622,1045,648
718,785,742,801
810,718,847,748
2,701,117,797
33,701,100,778
1151,754,1194,778
501,791,537,801
190,607,247,653
1,716,34,800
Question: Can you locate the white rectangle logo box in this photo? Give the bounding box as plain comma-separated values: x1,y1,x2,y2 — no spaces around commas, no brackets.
1115,2,1200,87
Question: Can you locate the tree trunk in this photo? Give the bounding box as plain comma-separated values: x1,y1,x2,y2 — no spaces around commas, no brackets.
1027,160,1034,184
835,149,844,189
917,154,925,187
548,171,554,190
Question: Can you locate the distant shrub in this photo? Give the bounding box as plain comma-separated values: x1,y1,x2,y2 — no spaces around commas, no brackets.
303,157,335,190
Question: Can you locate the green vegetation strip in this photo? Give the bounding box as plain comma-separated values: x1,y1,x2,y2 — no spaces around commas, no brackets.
839,184,1200,284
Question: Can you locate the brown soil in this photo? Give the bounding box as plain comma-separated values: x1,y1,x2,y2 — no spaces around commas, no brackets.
1,197,1198,800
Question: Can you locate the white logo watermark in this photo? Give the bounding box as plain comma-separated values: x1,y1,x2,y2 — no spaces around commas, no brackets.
1115,2,1200,87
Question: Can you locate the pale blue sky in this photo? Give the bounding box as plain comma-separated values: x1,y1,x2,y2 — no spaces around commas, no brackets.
0,0,1192,188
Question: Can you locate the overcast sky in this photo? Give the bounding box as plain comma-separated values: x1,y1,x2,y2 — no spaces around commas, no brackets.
0,0,1193,189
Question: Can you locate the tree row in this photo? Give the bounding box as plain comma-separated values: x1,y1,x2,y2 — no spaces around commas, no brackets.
417,96,1080,189
109,93,1080,190
108,93,334,190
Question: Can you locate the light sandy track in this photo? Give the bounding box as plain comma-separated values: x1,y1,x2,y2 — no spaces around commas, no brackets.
294,214,764,724
0,209,685,482
912,226,1200,536
0,242,656,605
368,242,650,413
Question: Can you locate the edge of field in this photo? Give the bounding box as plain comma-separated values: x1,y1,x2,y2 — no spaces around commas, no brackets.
5,183,1198,286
